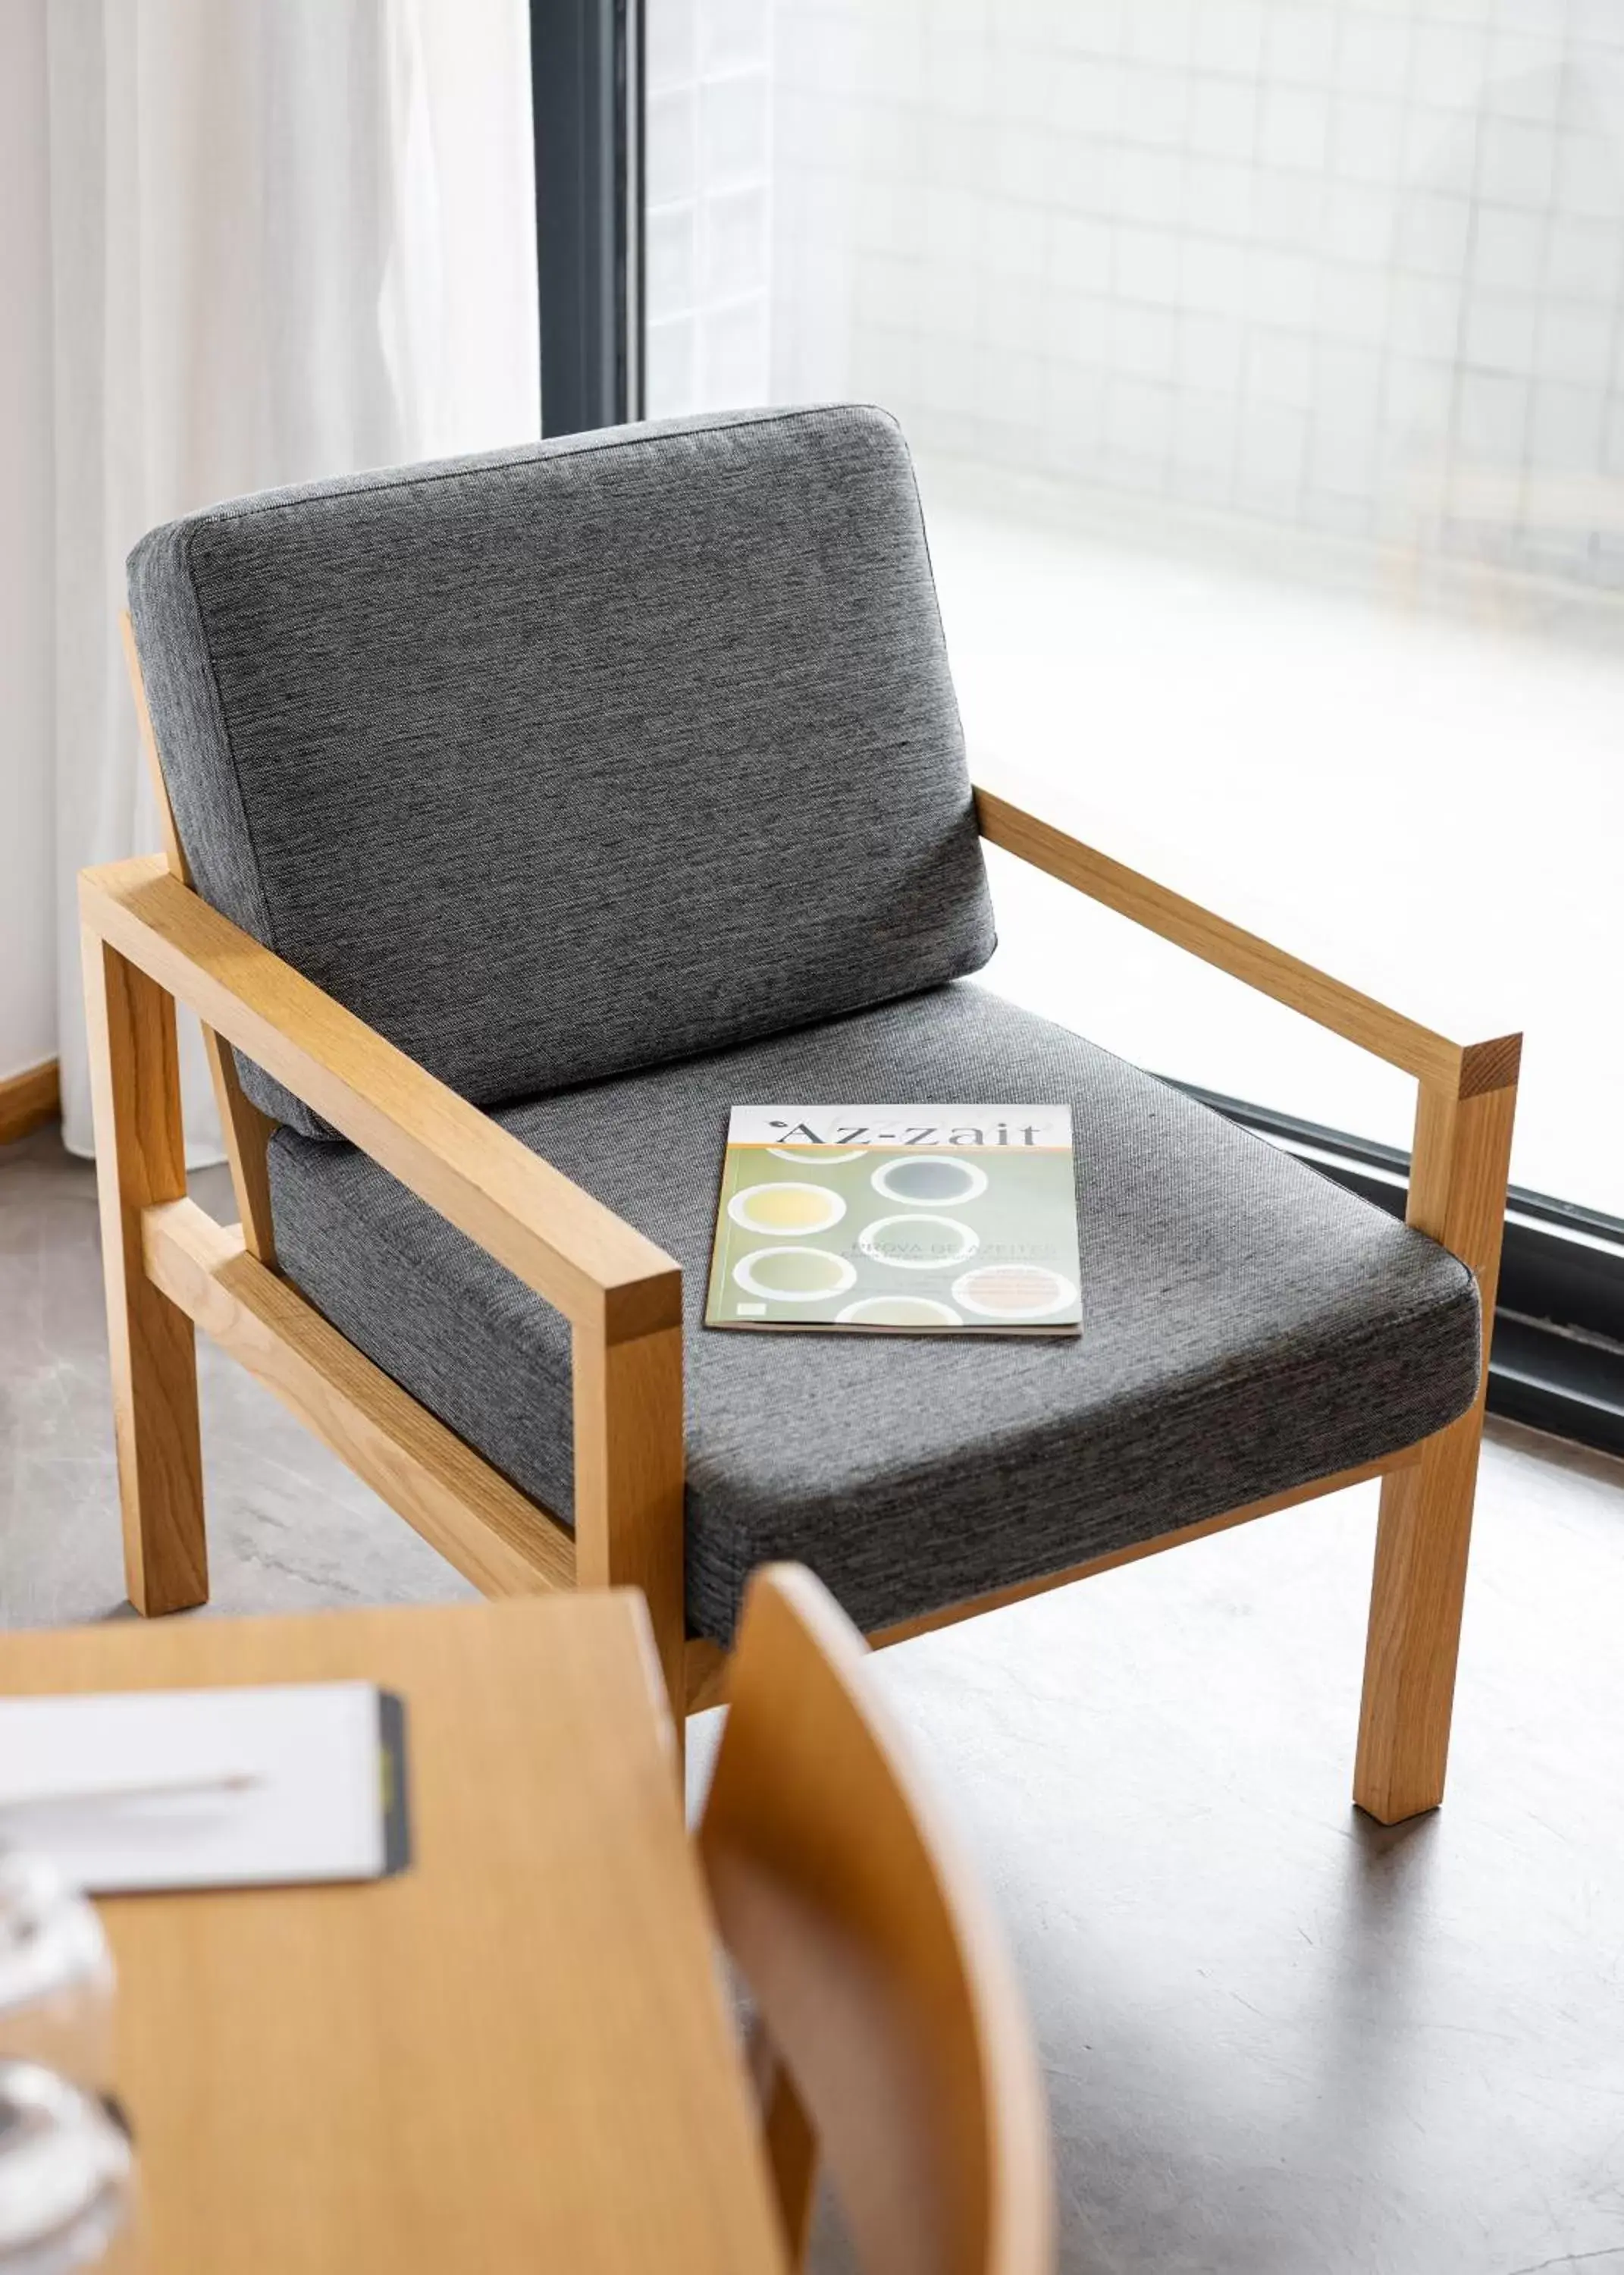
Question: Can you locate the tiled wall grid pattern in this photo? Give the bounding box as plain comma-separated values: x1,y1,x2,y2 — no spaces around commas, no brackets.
647,0,1624,588
647,0,776,416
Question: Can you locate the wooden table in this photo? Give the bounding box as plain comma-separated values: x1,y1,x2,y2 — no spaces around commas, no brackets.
0,1594,787,2274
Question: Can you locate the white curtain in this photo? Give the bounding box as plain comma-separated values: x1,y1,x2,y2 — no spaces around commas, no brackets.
47,0,540,1160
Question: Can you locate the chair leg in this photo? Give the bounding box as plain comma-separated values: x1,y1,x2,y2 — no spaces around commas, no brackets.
1353,1069,1516,1825
82,930,208,1614
1354,1408,1483,1824
572,1318,686,1726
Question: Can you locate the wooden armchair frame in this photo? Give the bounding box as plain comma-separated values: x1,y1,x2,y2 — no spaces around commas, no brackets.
84,620,1519,1822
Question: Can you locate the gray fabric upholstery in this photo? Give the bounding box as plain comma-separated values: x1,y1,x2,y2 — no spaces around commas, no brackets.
267,984,1480,1644
127,405,995,1136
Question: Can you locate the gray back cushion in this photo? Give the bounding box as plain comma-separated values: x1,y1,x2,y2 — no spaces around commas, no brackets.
127,405,996,1136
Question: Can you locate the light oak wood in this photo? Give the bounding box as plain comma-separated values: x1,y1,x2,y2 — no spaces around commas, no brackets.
0,1595,788,2275
1355,1076,1519,1823
80,931,207,1614
118,610,187,882
0,1057,60,1144
701,1567,1053,2275
574,1320,688,1718
974,783,1521,1100
682,1449,1419,1711
143,1197,575,1597
119,610,280,1262
205,1060,281,1261
79,855,679,1345
687,1637,732,1713
752,2030,821,2263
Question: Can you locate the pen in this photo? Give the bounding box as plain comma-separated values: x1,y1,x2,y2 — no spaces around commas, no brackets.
0,1772,262,1812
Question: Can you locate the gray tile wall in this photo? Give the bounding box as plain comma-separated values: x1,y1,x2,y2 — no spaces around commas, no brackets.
649,0,1624,588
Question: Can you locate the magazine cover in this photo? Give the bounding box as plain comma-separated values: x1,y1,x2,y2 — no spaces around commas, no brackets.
704,1106,1081,1335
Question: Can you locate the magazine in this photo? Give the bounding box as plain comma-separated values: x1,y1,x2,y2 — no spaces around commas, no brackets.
704,1106,1081,1336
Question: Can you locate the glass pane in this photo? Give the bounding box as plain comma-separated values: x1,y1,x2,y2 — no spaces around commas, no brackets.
646,0,1624,1216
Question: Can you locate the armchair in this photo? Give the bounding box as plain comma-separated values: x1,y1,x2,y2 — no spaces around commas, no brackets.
83,406,1518,1822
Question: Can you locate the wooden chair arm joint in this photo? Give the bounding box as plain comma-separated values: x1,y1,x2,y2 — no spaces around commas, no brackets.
1455,1033,1522,1100
600,1268,685,1346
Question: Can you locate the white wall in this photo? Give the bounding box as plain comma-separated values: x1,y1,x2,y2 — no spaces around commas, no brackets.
1,0,540,1134
0,0,57,1085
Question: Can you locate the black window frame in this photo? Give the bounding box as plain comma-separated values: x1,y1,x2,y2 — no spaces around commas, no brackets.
530,0,643,436
1179,1085,1624,1460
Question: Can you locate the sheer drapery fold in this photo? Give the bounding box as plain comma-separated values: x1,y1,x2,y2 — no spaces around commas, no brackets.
45,0,539,1158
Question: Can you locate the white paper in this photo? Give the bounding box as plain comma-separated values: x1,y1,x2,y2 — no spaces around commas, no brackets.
0,1683,392,1894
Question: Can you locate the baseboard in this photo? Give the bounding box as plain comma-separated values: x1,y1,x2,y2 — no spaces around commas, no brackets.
0,1059,60,1146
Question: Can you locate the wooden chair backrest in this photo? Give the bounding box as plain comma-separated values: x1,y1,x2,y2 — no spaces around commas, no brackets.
118,610,280,1262
698,1565,1052,2275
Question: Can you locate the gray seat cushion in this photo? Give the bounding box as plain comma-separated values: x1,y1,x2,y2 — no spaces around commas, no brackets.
266,984,1480,1644
127,405,994,1136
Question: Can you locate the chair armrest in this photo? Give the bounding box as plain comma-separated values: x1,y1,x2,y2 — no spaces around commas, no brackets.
973,783,1521,1099
79,857,681,1345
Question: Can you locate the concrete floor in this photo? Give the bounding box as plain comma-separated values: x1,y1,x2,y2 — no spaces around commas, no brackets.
4,1119,1622,2272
